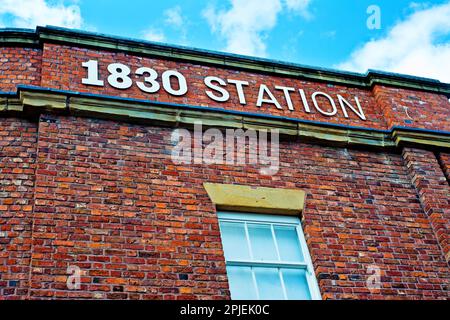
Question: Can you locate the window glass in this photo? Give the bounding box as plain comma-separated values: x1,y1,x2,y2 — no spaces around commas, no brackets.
219,221,250,260
282,269,311,300
227,266,257,300
254,267,284,300
247,223,277,261
274,225,304,262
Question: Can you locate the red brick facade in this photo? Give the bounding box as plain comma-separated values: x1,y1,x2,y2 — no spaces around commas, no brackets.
0,27,449,300
0,117,37,297
0,47,41,92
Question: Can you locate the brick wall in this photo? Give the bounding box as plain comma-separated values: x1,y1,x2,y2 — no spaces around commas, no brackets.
1,115,443,299
403,149,450,263
28,114,229,299
438,153,450,182
0,47,42,92
373,85,450,132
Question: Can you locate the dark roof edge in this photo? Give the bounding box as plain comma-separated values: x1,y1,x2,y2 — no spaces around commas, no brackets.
1,26,450,96
0,27,39,46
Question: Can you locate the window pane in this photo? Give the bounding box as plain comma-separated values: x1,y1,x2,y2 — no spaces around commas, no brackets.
282,268,311,300
274,226,304,262
247,224,277,261
219,222,250,260
254,267,285,300
227,266,257,300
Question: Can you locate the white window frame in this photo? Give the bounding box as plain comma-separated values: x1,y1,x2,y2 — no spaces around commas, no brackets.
218,212,322,300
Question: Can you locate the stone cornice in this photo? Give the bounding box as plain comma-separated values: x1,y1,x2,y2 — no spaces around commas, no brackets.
1,86,449,151
0,26,450,96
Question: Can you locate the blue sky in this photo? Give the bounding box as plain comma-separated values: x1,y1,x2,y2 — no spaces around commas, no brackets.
1,0,450,82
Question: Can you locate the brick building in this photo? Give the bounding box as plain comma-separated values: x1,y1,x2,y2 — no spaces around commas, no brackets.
0,26,449,300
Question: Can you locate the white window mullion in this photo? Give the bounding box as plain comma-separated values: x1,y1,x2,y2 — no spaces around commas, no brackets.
278,268,288,300
270,224,282,261
251,267,260,300
295,222,322,300
244,222,254,260
245,222,260,299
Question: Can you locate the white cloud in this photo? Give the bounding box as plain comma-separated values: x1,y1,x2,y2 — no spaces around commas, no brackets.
165,5,189,44
142,27,166,42
164,6,184,28
0,0,83,29
203,0,312,57
142,6,189,44
284,0,312,18
337,2,450,83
